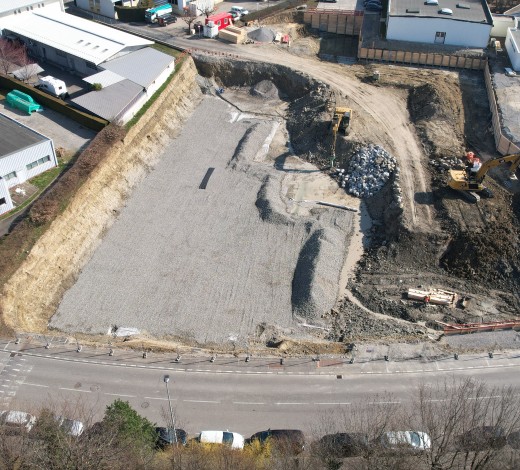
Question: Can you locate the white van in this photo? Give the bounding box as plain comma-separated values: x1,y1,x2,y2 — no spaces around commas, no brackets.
35,75,69,99
230,5,249,16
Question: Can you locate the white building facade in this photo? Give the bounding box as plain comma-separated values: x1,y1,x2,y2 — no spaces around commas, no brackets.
506,27,520,71
0,114,57,215
386,0,493,48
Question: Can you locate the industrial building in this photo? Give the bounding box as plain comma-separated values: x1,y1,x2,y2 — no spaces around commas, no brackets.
386,0,494,48
0,113,57,215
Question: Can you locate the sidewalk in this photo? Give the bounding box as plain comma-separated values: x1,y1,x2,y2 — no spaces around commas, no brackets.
2,334,519,377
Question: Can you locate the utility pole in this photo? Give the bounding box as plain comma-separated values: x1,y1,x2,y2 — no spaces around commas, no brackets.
163,375,177,444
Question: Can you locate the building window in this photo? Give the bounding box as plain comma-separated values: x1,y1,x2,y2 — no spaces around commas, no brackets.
27,156,51,170
0,198,6,205
434,32,446,44
3,171,16,181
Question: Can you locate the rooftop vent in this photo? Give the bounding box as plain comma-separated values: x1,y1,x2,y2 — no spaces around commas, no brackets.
457,2,470,8
439,7,453,14
425,0,438,5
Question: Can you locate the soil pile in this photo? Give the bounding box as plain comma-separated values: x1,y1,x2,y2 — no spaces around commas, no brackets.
248,27,275,43
251,80,280,99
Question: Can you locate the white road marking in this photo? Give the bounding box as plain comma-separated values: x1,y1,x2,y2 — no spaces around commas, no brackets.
369,401,401,405
183,399,219,403
3,342,10,351
233,402,265,405
104,392,136,398
467,396,501,400
23,382,49,388
315,402,351,405
275,402,308,405
59,387,91,393
144,397,171,401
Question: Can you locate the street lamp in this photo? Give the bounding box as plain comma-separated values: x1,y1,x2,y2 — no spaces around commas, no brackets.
163,375,177,444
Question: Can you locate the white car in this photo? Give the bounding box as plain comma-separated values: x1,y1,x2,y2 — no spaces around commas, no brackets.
381,431,431,450
198,430,245,449
0,410,37,432
230,6,249,16
55,416,84,437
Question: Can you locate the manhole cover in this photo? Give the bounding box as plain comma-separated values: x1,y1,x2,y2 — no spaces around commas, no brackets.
90,385,100,392
141,402,150,409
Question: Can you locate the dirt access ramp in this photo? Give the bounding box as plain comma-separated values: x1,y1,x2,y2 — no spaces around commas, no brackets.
0,59,203,333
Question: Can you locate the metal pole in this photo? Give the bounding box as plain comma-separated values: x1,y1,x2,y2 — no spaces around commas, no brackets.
164,376,177,444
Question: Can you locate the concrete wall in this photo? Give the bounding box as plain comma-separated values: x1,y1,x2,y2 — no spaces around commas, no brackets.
491,14,517,38
0,140,57,188
506,28,520,71
387,16,492,48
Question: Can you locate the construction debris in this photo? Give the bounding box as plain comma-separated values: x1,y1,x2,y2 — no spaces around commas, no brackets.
407,288,458,306
437,320,520,335
344,144,397,198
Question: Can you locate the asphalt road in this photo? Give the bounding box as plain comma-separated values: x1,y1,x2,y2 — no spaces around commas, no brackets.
2,342,520,438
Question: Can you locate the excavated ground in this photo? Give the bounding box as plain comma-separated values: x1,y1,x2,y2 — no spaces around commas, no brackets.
2,35,519,352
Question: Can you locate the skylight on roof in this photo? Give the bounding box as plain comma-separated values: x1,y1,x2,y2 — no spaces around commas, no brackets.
439,7,453,14
425,0,438,5
407,8,420,13
457,2,471,8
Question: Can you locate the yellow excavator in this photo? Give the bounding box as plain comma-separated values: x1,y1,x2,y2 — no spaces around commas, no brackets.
330,107,352,166
447,152,520,202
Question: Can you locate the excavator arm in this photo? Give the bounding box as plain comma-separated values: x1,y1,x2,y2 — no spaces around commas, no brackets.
475,153,520,183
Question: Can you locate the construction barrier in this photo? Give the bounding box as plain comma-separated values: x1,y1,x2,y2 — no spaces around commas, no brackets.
437,320,520,335
304,9,364,35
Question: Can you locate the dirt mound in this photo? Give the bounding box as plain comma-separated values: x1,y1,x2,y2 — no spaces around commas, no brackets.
251,80,280,100
248,27,275,43
255,175,292,225
408,82,464,159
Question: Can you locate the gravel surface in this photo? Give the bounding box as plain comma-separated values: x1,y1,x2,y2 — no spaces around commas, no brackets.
248,27,275,43
444,330,520,351
52,96,354,344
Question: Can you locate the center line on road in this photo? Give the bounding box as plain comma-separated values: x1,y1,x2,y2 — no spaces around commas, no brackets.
315,402,352,405
369,401,401,405
59,387,91,393
24,383,49,388
144,397,171,401
275,402,308,405
183,399,219,403
233,402,265,405
104,392,136,398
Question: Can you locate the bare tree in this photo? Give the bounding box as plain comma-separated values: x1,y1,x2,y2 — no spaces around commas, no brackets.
181,7,198,33
198,0,216,18
0,39,26,76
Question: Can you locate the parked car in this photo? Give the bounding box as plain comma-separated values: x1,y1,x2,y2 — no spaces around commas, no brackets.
197,430,245,449
456,426,507,451
157,14,177,26
313,432,369,458
55,416,85,437
248,429,305,453
156,427,188,448
230,6,249,17
380,431,431,451
0,410,36,433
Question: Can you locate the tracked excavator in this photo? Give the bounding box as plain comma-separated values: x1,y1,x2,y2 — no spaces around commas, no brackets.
330,107,352,167
447,151,520,202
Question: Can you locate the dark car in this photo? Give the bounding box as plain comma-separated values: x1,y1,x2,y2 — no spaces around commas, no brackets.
248,429,305,453
157,14,177,26
507,430,520,449
456,426,506,451
313,432,369,458
155,427,187,448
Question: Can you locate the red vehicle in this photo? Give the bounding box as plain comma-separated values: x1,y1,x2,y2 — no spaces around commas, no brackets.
205,12,233,31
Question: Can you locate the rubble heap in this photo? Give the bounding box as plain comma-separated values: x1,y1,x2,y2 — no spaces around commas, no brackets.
342,145,397,198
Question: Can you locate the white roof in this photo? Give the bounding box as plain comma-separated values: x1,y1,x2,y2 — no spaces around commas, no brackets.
83,70,125,88
0,10,152,65
0,0,63,15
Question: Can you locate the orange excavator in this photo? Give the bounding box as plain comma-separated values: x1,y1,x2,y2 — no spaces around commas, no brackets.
447,151,520,202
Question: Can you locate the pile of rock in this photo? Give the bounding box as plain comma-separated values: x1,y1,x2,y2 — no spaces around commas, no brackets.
336,145,397,198
429,156,463,172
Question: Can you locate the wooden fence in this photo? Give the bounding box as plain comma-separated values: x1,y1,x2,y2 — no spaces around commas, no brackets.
357,46,487,70
303,10,364,35
484,62,520,155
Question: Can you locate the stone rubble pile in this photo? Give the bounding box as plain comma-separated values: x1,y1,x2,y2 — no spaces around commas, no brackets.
429,156,463,172
334,145,398,198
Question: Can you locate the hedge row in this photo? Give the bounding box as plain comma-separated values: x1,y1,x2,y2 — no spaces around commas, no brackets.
0,75,108,131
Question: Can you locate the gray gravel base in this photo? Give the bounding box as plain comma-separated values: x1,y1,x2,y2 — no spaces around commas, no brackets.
51,96,354,344
444,330,520,351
